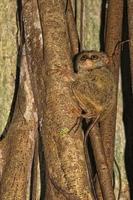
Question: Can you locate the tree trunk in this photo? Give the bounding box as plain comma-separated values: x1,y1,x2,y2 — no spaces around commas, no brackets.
0,50,38,199
37,1,93,199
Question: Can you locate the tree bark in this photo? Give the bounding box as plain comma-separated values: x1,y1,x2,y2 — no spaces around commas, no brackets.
90,124,115,200
101,0,124,174
95,0,123,198
0,50,38,200
37,0,93,199
22,0,45,198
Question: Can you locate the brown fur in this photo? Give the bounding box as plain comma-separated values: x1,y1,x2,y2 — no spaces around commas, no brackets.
72,50,116,121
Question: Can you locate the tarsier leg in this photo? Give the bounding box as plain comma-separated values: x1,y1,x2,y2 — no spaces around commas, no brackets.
68,112,98,137
66,117,81,135
68,113,97,135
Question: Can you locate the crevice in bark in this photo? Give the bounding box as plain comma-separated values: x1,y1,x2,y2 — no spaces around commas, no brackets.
100,0,107,51
123,0,133,198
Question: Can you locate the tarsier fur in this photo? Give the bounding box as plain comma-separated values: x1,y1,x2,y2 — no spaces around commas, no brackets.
72,50,116,198
72,50,116,124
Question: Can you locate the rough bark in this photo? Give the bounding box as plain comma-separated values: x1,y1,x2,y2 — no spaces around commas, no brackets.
0,50,38,199
95,0,123,198
37,0,93,199
90,124,115,199
22,0,45,198
101,0,123,174
22,0,44,117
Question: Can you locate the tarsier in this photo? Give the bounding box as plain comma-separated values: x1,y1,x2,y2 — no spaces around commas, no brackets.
71,51,116,198
72,50,116,142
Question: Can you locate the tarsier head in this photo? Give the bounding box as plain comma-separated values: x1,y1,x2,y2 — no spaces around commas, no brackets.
72,50,116,120
74,50,109,73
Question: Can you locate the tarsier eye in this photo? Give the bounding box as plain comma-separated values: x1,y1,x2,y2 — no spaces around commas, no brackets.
90,55,99,60
80,55,89,61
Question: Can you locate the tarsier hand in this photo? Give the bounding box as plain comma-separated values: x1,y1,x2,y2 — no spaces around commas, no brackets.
72,50,116,125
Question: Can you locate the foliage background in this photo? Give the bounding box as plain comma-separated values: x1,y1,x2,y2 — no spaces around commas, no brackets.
0,0,17,134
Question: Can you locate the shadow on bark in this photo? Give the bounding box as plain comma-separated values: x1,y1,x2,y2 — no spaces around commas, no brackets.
121,1,133,198
100,0,107,51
